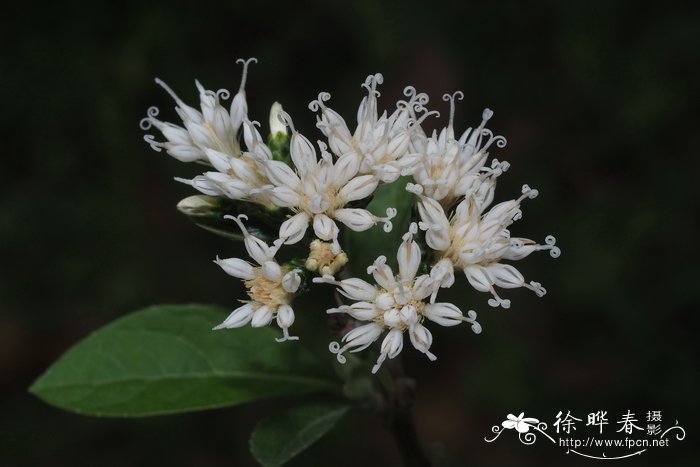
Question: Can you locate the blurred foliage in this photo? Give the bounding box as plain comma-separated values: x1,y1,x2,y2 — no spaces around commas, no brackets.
1,0,699,465
250,404,349,467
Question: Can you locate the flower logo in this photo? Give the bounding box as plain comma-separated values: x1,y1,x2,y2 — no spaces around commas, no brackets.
502,413,540,433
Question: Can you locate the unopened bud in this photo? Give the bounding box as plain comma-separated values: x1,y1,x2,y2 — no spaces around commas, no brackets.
176,195,221,217
269,102,288,137
267,102,291,164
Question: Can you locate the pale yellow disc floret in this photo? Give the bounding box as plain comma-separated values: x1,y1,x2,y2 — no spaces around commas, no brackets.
244,268,292,308
305,240,349,275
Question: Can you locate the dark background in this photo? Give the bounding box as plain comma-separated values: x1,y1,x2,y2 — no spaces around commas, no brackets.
2,0,698,465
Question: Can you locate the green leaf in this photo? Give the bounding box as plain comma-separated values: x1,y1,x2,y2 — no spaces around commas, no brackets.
29,304,340,417
345,176,415,277
250,404,349,467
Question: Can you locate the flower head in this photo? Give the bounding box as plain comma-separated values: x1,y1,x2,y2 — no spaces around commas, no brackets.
412,95,510,208
310,75,437,183
213,214,302,342
262,110,396,252
408,182,560,308
315,223,481,373
140,58,278,208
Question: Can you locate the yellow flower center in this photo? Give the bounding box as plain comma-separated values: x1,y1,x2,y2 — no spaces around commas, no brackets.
244,268,291,308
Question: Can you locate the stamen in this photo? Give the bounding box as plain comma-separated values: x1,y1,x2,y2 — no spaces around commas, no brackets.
275,328,299,342
330,230,341,255
173,176,192,185
403,86,417,99
372,353,387,374
465,310,482,334
490,159,511,174
139,106,160,130
366,255,387,275
402,222,419,242
379,207,397,232
405,182,424,195
195,80,209,97
327,305,352,315
442,91,464,129
524,281,547,297
483,132,507,150
328,341,347,364
312,274,341,286
142,134,164,152
361,73,384,97
538,235,561,258
417,221,444,232
276,109,296,133
517,184,539,203
318,140,333,163
487,286,511,309
216,88,231,101
463,107,495,153
409,110,440,128
270,238,285,256
397,86,429,113
155,78,187,109
235,57,258,92
359,73,383,125
308,92,331,112
223,213,251,237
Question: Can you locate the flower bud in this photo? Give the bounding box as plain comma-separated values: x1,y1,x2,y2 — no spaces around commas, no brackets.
269,102,288,137
176,195,221,217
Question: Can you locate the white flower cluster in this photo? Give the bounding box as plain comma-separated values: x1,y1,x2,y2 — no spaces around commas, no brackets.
141,58,559,373
314,223,481,373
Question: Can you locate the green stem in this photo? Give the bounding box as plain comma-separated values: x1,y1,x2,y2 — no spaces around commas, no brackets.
382,357,431,467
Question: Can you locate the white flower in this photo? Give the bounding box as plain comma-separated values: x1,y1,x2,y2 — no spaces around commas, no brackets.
140,58,277,208
412,95,510,208
409,182,560,308
212,214,302,342
309,75,437,183
315,223,481,373
262,110,396,251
